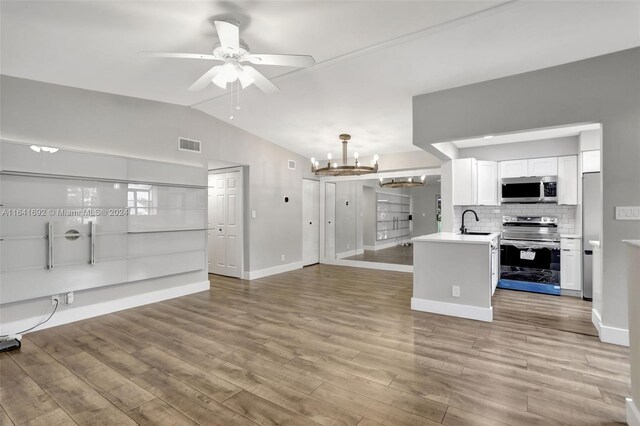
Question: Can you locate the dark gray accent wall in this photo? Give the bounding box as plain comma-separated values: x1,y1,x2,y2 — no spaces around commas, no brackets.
413,47,640,330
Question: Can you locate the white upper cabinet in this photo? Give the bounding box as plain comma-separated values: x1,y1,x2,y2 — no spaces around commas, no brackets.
476,161,498,205
582,150,601,173
557,155,578,205
452,158,477,206
499,159,529,178
528,157,558,177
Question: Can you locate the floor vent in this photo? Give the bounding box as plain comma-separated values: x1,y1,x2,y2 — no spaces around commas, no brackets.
178,137,201,153
288,160,296,170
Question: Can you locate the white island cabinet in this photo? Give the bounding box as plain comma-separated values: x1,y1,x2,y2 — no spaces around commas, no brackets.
412,232,500,322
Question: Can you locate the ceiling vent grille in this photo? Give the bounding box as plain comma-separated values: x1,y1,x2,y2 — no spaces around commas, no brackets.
178,137,201,153
288,160,296,170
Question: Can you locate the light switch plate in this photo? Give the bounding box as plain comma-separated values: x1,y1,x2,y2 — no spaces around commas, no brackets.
615,206,640,220
251,210,257,219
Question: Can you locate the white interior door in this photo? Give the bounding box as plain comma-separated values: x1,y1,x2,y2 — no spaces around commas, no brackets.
209,170,243,278
325,182,336,259
302,179,320,266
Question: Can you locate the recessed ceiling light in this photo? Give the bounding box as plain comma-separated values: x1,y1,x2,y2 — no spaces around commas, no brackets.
483,135,494,139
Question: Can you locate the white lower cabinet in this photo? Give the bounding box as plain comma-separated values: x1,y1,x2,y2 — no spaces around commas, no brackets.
561,238,582,291
491,238,500,295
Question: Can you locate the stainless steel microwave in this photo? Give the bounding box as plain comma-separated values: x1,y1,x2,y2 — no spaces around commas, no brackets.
501,176,558,203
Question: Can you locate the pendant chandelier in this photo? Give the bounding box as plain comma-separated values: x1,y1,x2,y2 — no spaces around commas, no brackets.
379,175,426,189
311,134,378,176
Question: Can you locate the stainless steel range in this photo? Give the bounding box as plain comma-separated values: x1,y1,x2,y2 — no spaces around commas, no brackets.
498,216,561,295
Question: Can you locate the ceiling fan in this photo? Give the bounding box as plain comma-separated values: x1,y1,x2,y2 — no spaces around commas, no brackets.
140,20,315,94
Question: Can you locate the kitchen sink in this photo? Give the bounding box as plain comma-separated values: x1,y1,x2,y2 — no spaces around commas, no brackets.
461,232,492,236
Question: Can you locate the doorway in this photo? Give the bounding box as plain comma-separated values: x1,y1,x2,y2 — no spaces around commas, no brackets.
208,168,244,278
302,179,320,266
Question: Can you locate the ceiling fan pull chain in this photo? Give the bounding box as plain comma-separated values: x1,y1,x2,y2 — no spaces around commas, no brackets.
236,81,241,111
229,83,235,120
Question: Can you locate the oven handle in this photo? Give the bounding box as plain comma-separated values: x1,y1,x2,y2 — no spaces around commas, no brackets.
501,240,560,250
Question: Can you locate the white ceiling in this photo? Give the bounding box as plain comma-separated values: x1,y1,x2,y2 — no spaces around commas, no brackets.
2,1,639,160
450,122,602,149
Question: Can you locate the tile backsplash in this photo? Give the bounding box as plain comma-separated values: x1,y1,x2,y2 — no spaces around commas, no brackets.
453,204,577,235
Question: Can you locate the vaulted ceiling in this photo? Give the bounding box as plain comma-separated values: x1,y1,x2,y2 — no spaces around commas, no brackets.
2,1,639,159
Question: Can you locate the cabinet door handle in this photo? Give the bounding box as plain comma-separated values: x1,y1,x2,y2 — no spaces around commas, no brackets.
89,221,96,265
46,222,55,270
562,248,571,251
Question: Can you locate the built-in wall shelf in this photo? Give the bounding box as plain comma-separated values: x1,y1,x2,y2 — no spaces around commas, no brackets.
0,140,207,304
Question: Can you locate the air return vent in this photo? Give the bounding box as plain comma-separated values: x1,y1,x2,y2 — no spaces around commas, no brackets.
288,160,296,170
178,137,201,153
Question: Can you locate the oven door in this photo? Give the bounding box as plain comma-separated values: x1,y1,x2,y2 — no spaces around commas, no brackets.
501,178,543,203
500,240,560,285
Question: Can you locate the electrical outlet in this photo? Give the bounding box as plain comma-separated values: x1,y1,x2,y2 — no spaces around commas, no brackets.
51,294,61,305
452,285,461,297
65,292,74,304
281,254,285,262
615,206,640,220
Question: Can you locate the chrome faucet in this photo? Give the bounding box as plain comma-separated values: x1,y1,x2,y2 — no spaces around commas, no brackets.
460,209,479,234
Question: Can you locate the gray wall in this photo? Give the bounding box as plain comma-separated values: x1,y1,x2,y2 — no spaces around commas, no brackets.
362,186,376,246
334,181,364,257
413,47,640,330
410,182,441,237
458,136,579,161
0,75,314,273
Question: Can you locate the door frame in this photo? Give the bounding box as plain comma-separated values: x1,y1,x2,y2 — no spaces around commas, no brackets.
302,178,320,266
208,166,245,278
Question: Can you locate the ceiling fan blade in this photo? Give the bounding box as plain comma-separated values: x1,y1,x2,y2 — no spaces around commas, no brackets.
139,52,220,60
214,20,240,52
238,69,255,89
246,54,315,68
188,65,223,91
242,66,279,94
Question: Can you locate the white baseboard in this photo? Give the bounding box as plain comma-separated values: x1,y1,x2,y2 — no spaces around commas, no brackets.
628,398,640,426
364,240,401,251
324,258,413,273
592,308,629,346
336,249,364,259
411,297,493,322
2,280,210,336
246,261,303,280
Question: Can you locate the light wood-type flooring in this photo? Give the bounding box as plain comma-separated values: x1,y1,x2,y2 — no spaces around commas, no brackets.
345,245,413,265
0,265,630,425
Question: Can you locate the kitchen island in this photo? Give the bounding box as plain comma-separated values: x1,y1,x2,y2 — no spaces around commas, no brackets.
411,232,500,322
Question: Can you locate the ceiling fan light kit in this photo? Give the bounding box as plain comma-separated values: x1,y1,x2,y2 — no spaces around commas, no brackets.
311,134,379,176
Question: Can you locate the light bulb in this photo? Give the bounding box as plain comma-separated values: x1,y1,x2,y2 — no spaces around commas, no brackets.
220,62,239,82
212,66,227,89
354,152,359,159
379,178,383,182
333,162,337,168
327,153,332,160
408,178,413,183
30,145,41,153
421,175,426,182
310,157,316,164
373,154,379,163
314,161,319,167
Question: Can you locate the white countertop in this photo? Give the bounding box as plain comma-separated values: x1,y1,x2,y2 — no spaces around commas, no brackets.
561,234,582,239
623,240,640,248
412,232,500,245
589,240,601,248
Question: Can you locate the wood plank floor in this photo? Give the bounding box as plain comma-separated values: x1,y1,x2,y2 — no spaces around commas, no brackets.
344,245,413,265
0,265,630,425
